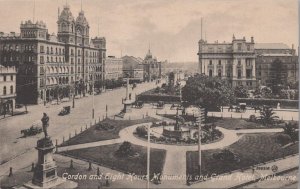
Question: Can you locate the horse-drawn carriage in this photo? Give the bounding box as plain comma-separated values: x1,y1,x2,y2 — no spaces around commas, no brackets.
21,120,43,137
154,101,165,109
58,106,71,116
133,101,144,108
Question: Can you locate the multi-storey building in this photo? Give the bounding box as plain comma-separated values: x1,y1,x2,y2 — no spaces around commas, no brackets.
0,5,106,104
255,43,298,86
198,35,298,89
198,35,256,88
143,49,162,81
122,55,144,82
104,56,123,80
0,66,16,115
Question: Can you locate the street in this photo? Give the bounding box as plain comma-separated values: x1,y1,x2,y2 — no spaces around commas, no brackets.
0,81,159,175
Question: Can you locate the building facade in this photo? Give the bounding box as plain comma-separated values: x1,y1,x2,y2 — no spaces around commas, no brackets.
254,43,298,86
0,5,106,104
143,49,162,81
0,66,16,115
198,35,256,88
198,35,298,89
104,56,123,80
122,55,144,82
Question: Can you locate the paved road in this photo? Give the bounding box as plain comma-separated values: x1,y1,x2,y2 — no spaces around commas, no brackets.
0,81,160,176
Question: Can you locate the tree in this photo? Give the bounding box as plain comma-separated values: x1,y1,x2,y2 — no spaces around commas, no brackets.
261,87,273,98
135,125,148,137
259,106,279,126
234,85,249,98
269,59,287,95
115,141,134,157
182,74,235,119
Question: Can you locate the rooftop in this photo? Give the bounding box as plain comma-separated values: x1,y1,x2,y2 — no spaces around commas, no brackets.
255,43,290,49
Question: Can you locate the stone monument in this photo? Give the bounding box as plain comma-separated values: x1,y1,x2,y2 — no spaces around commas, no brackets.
122,78,135,113
24,113,74,188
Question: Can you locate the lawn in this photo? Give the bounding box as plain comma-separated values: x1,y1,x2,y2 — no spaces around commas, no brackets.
60,117,158,146
60,143,166,179
186,133,299,182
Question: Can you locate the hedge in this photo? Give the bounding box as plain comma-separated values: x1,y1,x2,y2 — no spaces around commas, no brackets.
137,94,180,103
237,98,298,109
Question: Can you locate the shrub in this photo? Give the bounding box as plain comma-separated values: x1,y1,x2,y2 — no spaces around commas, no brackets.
96,122,114,130
135,125,148,137
115,141,134,157
275,133,292,146
249,115,256,122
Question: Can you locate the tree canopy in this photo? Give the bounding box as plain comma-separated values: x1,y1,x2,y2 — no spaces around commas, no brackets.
182,74,235,111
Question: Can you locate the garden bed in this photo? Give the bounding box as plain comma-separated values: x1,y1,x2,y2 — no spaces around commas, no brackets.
59,143,166,179
60,117,158,146
186,133,299,182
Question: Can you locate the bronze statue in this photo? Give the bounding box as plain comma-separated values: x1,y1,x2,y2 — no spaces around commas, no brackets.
41,113,49,138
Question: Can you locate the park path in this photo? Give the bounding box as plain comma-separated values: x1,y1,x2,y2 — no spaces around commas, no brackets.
56,138,123,152
55,120,295,188
57,123,284,153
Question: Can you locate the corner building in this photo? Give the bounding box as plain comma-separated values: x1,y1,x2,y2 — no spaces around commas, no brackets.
198,35,256,88
0,5,106,104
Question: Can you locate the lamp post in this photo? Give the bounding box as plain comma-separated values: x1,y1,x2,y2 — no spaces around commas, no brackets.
92,75,95,119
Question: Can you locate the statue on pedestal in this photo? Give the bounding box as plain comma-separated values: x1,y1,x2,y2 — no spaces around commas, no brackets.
41,113,49,138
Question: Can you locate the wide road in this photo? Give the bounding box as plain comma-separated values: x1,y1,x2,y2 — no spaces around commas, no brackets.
0,80,160,175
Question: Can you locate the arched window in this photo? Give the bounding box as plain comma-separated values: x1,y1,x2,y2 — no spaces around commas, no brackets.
209,70,213,77
3,86,6,95
10,85,13,94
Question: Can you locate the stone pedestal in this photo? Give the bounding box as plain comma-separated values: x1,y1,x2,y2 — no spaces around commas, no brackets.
31,137,59,188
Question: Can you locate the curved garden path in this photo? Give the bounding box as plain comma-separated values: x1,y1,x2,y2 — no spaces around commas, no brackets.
57,122,284,185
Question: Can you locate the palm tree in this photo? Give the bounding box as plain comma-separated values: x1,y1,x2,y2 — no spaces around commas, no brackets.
259,106,279,126
283,121,298,142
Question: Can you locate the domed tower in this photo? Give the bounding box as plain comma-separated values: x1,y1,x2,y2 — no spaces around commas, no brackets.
57,5,75,44
75,11,89,46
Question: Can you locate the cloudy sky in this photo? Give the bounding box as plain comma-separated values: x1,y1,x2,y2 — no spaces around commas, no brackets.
0,0,298,62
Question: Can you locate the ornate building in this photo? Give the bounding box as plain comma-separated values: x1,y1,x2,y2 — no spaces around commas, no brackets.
0,4,106,104
198,35,298,89
143,48,161,81
198,35,256,88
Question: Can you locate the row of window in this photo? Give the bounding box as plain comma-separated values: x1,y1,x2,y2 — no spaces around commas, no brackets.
69,49,98,57
208,59,253,66
207,69,253,78
40,46,65,55
2,75,14,82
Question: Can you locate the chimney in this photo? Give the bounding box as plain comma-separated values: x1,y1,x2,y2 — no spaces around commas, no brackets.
251,36,254,43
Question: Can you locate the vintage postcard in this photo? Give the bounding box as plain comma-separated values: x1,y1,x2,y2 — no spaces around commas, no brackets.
0,0,299,188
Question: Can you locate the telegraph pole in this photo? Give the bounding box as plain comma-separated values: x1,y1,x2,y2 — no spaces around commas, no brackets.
92,74,95,119
196,107,203,176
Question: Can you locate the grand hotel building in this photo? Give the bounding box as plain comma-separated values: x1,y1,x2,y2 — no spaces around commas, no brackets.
198,35,298,89
0,5,106,104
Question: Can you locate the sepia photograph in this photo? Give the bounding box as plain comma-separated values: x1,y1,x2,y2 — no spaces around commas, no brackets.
0,0,299,188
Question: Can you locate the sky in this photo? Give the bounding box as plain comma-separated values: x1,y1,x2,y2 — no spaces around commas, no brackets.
0,0,298,62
